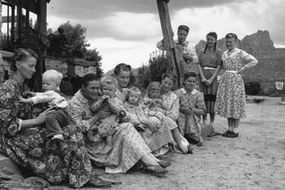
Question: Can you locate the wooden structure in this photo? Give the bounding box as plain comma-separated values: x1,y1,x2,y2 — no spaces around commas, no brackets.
45,57,98,78
156,0,183,88
0,0,50,91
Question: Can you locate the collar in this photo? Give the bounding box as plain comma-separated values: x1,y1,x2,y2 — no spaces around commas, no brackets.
226,48,239,55
74,90,89,104
184,88,199,95
175,40,188,46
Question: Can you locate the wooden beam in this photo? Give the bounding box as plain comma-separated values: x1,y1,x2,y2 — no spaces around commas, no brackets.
156,0,183,88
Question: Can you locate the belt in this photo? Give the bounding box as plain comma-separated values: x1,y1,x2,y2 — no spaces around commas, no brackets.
202,67,216,70
225,70,238,74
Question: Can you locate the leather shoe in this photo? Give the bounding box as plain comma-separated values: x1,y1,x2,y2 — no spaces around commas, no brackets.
226,131,239,138
145,165,168,175
86,176,112,188
158,160,171,168
221,130,231,137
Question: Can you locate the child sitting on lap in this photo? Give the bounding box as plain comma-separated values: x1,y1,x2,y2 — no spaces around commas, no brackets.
89,76,126,147
142,81,169,118
20,69,69,140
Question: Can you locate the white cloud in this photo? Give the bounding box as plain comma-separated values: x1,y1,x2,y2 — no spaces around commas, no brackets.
89,38,158,72
45,0,285,73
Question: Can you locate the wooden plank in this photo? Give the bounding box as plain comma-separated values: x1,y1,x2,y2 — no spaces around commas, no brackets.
156,0,183,88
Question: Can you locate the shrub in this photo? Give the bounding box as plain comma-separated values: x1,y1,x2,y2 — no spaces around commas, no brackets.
245,81,261,95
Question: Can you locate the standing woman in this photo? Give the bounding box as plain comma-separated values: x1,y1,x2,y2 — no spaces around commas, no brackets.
215,33,258,138
197,32,222,134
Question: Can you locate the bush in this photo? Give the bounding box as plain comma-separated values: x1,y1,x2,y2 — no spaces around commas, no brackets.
245,81,261,95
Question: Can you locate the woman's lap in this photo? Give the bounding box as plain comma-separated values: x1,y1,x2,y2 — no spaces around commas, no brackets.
87,123,151,173
1,125,92,188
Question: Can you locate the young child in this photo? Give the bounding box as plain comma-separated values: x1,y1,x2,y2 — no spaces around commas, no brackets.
89,76,126,147
142,81,169,117
20,69,69,140
123,87,174,152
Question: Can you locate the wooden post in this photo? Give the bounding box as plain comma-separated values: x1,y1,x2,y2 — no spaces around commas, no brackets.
156,0,183,88
0,0,2,46
33,0,47,91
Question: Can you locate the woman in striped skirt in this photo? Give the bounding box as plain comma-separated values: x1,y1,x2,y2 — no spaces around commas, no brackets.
197,32,222,134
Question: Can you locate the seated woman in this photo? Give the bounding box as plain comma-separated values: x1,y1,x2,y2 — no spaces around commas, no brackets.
68,74,170,175
159,72,193,153
0,48,109,189
175,72,206,145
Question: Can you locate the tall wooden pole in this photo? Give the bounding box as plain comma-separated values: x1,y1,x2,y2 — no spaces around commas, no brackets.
156,0,183,88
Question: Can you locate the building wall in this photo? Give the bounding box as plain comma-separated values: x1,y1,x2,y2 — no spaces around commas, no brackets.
0,0,2,45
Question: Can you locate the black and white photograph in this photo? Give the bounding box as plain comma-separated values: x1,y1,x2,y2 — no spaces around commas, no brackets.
0,0,284,189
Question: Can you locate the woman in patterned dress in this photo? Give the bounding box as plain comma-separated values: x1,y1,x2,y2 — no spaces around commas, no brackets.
160,72,192,153
175,72,206,145
215,33,258,138
0,48,110,189
197,32,222,134
69,74,169,175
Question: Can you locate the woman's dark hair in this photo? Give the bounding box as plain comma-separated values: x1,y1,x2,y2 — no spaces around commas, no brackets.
161,72,177,84
203,32,218,54
225,33,238,40
114,63,132,76
11,48,38,71
81,73,101,88
178,25,189,33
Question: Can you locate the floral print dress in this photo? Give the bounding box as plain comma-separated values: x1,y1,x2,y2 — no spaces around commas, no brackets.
69,90,152,174
215,48,258,119
175,88,206,136
0,79,92,188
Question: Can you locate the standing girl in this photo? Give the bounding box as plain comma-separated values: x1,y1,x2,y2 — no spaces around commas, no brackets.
215,33,258,138
197,32,222,135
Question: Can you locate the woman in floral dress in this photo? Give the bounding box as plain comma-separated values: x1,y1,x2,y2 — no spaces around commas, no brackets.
0,48,108,189
215,33,258,138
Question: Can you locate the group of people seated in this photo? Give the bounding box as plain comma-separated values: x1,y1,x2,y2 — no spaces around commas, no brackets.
0,24,258,189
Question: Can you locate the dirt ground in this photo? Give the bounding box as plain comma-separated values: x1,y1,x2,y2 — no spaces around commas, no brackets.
58,97,285,190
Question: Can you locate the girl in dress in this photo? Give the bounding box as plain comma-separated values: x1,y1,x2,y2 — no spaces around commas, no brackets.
197,32,222,135
215,33,258,138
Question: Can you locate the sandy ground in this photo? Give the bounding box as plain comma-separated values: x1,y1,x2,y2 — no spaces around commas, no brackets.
55,97,285,190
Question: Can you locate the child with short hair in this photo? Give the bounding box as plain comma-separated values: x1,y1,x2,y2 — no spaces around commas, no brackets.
89,76,126,147
19,69,69,140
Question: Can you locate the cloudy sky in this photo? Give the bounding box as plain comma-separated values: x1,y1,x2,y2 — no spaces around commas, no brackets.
47,0,284,72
